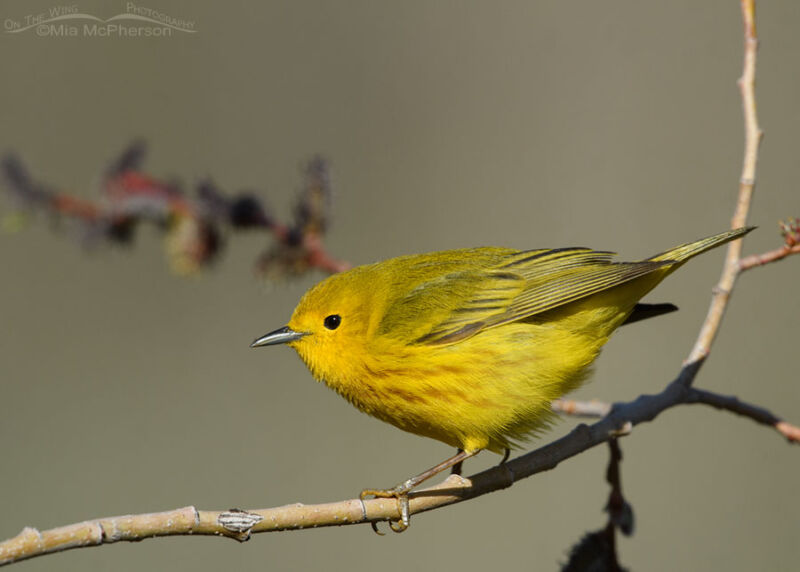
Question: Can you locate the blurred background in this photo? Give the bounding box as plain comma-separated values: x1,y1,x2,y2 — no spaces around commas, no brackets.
1,1,798,570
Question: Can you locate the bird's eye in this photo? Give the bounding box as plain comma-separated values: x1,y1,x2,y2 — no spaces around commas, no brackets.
324,314,341,330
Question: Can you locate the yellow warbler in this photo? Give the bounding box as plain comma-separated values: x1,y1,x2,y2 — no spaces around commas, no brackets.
252,227,751,530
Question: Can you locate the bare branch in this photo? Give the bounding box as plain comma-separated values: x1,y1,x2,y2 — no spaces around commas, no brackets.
2,369,795,566
684,0,763,372
552,399,612,419
687,388,800,443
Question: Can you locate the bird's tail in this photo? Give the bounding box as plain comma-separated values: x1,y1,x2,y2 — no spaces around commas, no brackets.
647,227,754,263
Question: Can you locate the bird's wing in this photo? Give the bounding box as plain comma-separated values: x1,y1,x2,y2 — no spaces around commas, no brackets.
376,261,526,345
415,248,670,346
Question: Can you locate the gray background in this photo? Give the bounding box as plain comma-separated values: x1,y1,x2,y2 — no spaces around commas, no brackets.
1,1,798,570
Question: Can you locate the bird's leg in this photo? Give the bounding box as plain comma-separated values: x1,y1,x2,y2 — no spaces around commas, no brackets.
500,447,511,465
451,449,465,475
361,448,479,533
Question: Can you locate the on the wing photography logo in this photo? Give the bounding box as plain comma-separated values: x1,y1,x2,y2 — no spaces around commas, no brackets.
4,3,196,38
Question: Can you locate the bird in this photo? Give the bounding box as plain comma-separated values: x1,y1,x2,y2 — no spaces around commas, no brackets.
251,227,752,531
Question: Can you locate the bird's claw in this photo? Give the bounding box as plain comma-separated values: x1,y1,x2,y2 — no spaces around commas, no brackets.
360,487,411,534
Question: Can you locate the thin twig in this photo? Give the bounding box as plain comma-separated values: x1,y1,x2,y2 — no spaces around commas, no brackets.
552,399,612,419
687,388,800,443
738,243,800,271
684,0,763,371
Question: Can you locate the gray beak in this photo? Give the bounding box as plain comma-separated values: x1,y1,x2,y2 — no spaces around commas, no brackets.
250,326,308,348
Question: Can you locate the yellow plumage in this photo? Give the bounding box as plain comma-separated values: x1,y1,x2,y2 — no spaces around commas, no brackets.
254,228,751,456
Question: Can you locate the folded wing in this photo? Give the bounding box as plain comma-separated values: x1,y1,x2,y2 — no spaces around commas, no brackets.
412,247,670,345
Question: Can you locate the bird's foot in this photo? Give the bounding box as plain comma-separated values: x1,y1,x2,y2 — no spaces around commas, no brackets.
359,449,478,534
360,481,413,534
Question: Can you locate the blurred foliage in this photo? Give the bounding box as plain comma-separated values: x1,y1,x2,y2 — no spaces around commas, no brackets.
1,141,347,277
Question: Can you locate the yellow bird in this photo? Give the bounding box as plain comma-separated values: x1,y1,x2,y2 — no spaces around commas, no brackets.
251,227,751,531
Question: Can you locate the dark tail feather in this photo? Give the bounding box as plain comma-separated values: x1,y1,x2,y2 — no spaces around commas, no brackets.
622,303,678,326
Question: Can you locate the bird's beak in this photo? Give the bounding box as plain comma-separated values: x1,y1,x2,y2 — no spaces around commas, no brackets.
250,326,308,348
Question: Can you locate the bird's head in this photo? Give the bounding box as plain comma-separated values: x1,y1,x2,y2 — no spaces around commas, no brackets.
251,267,385,385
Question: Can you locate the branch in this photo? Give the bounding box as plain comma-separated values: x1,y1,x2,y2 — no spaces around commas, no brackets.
1,0,797,567
738,243,800,271
684,0,763,371
738,218,800,271
1,369,795,566
1,145,349,277
687,388,800,443
552,399,612,419
555,386,800,444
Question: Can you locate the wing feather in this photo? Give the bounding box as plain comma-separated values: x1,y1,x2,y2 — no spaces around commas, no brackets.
415,248,670,346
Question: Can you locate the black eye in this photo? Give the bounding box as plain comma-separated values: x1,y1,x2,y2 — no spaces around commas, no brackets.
324,314,341,330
